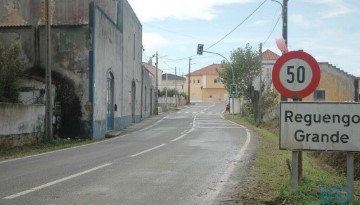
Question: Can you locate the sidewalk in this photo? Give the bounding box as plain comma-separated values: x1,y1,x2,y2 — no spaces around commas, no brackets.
105,111,170,138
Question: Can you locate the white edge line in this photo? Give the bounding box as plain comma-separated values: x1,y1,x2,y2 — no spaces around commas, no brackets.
202,127,251,205
129,144,166,158
171,134,187,142
171,127,195,142
196,127,243,129
0,139,113,165
3,163,112,200
0,116,167,165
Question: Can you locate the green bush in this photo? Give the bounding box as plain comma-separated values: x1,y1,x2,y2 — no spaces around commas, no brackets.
0,43,26,103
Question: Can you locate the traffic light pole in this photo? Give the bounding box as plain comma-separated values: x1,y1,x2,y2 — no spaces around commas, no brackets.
202,51,235,115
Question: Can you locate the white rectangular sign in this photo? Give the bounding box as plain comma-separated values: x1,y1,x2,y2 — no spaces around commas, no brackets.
280,102,360,151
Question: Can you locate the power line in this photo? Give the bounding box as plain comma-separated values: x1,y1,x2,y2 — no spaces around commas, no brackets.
205,0,268,51
263,12,281,46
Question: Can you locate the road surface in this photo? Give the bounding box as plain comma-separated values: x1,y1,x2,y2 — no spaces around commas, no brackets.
0,102,257,205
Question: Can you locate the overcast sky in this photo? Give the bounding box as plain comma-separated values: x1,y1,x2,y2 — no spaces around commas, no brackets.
128,0,360,77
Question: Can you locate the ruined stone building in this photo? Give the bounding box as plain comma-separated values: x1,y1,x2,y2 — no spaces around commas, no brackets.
0,0,154,140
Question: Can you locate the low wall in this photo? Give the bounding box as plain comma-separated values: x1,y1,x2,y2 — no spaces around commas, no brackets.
0,103,45,148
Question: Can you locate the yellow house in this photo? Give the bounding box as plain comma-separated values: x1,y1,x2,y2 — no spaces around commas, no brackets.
262,49,357,102
185,64,229,102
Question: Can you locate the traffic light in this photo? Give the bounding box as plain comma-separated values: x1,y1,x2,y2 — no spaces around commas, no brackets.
230,84,237,95
197,44,204,55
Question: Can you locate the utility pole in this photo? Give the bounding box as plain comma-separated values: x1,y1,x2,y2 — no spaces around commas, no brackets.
281,0,288,101
188,58,191,104
272,0,288,101
258,43,262,123
175,67,177,107
283,0,288,46
154,52,159,115
45,0,53,142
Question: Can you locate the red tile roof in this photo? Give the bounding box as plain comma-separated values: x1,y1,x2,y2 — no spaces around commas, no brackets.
143,62,162,77
263,49,280,60
189,64,224,76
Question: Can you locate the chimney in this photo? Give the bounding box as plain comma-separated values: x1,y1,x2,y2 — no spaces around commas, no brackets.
148,58,153,65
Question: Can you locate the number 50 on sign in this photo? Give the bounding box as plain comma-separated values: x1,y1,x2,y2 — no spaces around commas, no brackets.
272,51,320,99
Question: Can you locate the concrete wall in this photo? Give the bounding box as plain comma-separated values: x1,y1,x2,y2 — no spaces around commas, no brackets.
0,103,45,148
0,26,35,67
0,0,145,140
118,0,142,124
91,4,123,139
141,67,154,119
159,79,186,93
303,63,356,102
0,0,117,26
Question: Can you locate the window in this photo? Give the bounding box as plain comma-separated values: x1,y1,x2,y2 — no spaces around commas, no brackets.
214,78,221,83
314,90,325,101
193,80,195,84
197,79,200,83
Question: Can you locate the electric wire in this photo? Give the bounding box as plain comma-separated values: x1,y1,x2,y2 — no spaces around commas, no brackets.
263,12,281,46
204,0,268,51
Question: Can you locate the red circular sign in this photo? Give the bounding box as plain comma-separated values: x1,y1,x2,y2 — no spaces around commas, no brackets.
272,51,320,99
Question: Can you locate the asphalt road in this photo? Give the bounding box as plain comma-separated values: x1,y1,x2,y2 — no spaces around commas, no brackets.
0,102,258,205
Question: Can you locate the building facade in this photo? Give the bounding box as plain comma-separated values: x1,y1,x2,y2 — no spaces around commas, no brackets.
185,64,229,102
0,0,151,140
258,49,358,102
159,73,186,93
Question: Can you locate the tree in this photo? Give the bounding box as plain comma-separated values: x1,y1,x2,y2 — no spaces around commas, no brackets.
219,44,261,115
0,43,25,103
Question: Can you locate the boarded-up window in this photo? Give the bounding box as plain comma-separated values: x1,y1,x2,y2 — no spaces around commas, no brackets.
314,90,325,101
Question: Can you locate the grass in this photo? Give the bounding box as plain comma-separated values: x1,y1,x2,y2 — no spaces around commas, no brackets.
225,114,360,205
0,138,97,161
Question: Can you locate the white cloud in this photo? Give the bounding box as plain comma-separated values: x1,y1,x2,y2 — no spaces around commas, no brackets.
253,20,268,25
128,0,255,22
306,0,354,18
290,14,312,28
142,32,169,52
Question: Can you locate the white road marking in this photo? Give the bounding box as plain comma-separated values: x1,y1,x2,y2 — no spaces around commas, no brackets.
196,126,243,129
3,163,112,200
129,144,166,158
171,128,195,142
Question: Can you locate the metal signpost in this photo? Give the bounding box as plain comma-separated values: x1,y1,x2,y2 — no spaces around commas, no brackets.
273,50,356,201
272,50,320,191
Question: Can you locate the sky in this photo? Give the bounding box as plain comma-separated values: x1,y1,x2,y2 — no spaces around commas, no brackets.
127,0,360,77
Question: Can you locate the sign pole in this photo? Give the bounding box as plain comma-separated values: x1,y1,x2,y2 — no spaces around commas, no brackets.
273,51,321,193
347,152,354,200
293,98,303,181
291,151,299,191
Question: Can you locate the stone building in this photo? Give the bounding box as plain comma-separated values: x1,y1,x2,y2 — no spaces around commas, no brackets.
0,0,152,140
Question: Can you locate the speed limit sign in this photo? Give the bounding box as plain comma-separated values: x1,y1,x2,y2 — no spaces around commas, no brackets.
272,51,320,99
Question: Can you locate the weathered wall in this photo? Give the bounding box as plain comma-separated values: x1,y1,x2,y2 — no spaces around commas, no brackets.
0,0,41,26
303,63,356,101
141,67,153,118
39,26,90,138
0,26,35,67
0,103,44,148
91,4,123,139
0,25,91,138
118,0,142,124
0,0,117,26
1,0,145,140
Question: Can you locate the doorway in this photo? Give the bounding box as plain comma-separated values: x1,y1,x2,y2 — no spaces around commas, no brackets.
106,72,114,131
131,80,136,123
